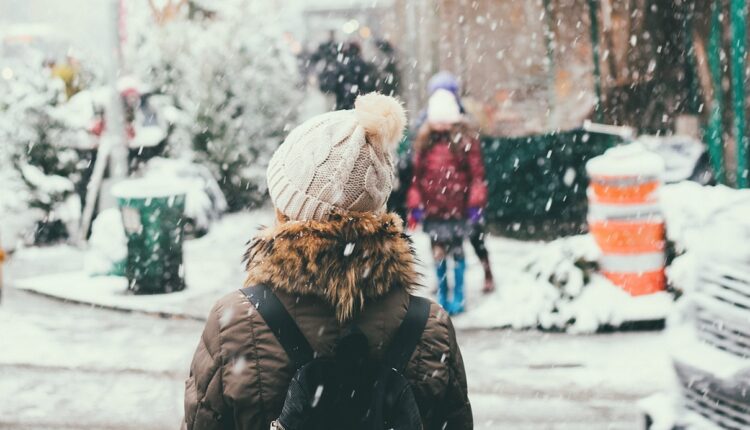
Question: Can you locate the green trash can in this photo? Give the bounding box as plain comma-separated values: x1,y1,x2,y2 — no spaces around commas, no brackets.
112,179,187,294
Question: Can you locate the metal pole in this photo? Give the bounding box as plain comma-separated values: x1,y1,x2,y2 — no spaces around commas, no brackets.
587,0,603,122
78,0,128,243
706,0,726,184
107,0,128,180
683,0,701,114
730,0,748,187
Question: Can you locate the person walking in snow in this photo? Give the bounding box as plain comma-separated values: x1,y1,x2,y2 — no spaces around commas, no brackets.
413,72,496,294
327,41,378,110
407,89,488,315
184,93,472,430
310,30,341,95
373,38,401,97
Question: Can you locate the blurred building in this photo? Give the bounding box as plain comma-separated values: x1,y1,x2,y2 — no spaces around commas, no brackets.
390,0,597,135
390,0,747,156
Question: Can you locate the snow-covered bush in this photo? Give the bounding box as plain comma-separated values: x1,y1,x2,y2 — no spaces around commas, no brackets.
127,1,301,211
459,234,672,333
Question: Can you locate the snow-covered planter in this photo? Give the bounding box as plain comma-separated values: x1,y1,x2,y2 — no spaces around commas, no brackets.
142,157,228,237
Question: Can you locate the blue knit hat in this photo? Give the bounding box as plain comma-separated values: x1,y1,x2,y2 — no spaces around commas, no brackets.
427,71,459,96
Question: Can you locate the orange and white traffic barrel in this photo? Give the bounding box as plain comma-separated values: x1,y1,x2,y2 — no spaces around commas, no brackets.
586,143,666,296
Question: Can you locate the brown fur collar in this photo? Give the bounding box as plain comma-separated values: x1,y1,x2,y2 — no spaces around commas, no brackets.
244,212,419,322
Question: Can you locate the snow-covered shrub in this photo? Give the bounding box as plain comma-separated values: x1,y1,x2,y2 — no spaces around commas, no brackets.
508,235,672,333
127,1,301,211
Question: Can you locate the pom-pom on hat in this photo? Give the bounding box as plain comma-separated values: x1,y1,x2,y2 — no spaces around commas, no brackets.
427,89,462,125
267,93,407,221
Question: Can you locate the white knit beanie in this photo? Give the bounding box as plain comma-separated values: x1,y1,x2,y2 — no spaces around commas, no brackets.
267,93,407,221
427,89,462,124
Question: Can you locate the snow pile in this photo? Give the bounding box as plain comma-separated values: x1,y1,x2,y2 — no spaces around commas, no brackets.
514,235,670,333
84,209,127,276
456,234,669,333
557,275,673,333
638,392,680,430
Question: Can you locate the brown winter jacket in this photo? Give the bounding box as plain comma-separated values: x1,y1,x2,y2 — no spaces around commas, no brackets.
184,212,473,430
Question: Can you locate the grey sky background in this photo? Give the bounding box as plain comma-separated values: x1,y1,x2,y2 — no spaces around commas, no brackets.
1,0,112,61
1,0,381,63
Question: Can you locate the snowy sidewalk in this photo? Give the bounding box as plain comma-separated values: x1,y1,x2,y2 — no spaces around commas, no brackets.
0,286,673,429
8,208,672,331
9,210,274,320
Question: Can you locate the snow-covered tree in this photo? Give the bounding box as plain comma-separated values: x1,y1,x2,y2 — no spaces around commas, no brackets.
0,59,87,244
127,0,302,210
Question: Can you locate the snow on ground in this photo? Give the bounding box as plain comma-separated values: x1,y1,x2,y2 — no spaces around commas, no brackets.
10,207,576,330
0,286,672,429
10,203,672,332
11,181,745,334
0,288,197,430
2,199,686,428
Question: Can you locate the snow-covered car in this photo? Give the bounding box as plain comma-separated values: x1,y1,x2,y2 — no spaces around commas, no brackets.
643,198,750,430
582,121,715,185
639,135,714,185
661,291,750,429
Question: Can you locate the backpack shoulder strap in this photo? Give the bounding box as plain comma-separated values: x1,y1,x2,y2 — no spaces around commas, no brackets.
384,295,431,373
240,284,315,370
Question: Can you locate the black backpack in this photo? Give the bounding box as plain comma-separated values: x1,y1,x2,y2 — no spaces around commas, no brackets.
240,285,430,430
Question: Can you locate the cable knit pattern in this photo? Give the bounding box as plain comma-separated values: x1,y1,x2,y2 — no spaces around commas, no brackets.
267,93,407,221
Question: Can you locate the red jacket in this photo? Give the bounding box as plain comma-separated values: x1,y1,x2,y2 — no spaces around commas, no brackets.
407,128,488,220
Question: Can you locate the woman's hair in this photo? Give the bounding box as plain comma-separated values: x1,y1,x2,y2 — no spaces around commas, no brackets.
412,121,474,154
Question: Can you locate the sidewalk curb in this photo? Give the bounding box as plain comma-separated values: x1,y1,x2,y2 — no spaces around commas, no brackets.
14,285,665,333
13,285,207,322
